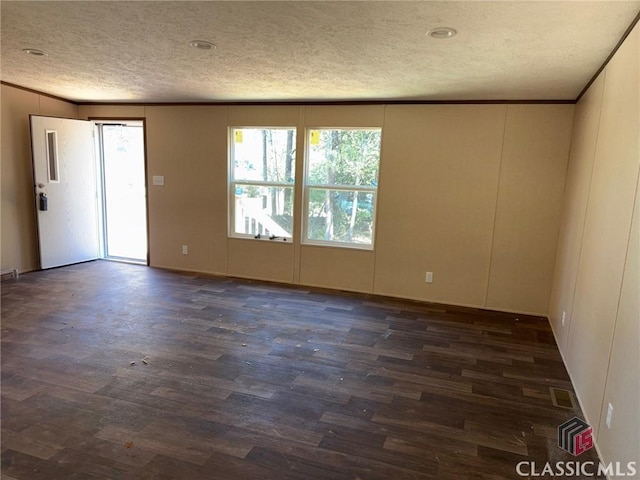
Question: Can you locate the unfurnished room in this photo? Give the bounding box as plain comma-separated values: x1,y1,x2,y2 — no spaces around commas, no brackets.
1,1,639,479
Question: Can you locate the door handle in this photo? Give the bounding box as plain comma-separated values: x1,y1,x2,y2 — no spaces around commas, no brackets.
39,192,48,211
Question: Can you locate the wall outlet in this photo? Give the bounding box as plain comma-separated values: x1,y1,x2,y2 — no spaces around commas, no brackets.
182,245,188,255
425,272,433,283
562,311,566,327
606,403,614,428
152,175,165,186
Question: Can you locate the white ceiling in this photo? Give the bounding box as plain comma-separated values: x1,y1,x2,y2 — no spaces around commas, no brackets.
1,1,639,103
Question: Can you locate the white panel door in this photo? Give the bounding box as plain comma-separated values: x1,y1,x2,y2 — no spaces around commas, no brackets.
30,115,99,269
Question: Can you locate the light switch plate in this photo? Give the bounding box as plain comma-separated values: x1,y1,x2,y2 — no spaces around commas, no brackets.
152,175,165,186
606,403,614,428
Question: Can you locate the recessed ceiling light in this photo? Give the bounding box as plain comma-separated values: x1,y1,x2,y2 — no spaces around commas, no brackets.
190,40,216,50
23,48,47,56
427,27,457,39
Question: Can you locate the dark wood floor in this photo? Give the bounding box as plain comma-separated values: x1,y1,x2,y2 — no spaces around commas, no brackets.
1,261,601,479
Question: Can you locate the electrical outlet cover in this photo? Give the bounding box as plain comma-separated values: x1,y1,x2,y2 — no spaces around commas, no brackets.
152,175,165,186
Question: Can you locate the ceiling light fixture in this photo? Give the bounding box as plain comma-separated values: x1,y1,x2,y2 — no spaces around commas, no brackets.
190,40,215,50
427,27,457,39
23,48,47,56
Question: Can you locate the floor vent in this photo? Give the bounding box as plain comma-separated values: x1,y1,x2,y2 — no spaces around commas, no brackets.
550,387,577,409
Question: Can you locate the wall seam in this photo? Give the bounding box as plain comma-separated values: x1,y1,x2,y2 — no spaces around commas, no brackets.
370,104,388,295
224,106,230,277
293,106,304,285
483,104,508,308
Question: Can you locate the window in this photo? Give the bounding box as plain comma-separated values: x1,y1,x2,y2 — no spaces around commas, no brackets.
46,130,59,182
304,128,382,248
229,128,296,240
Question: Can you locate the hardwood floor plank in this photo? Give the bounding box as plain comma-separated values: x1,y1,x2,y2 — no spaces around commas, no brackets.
1,450,99,480
0,261,601,479
0,430,64,460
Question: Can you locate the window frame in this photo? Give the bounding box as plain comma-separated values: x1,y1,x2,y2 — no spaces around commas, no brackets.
302,127,382,250
228,126,297,242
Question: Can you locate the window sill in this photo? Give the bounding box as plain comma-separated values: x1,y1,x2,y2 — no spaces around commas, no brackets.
229,235,292,244
302,240,374,251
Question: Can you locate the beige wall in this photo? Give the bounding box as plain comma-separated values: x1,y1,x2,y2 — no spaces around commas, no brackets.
2,88,574,316
78,105,145,119
1,85,78,273
374,105,506,306
549,23,639,471
375,104,573,313
486,105,574,313
548,75,605,353
145,106,229,274
598,172,639,474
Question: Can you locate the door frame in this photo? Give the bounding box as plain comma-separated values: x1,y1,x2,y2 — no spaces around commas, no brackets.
90,117,150,266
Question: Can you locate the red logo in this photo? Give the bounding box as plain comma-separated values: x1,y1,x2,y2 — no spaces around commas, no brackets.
558,417,594,456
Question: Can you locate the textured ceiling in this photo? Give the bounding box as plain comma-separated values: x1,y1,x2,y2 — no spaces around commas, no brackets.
1,1,639,103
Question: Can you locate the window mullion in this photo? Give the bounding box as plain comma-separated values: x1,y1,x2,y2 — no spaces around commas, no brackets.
307,184,377,193
233,180,293,188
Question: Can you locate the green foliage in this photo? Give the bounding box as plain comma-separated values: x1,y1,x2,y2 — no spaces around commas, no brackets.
307,129,381,187
245,185,261,198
